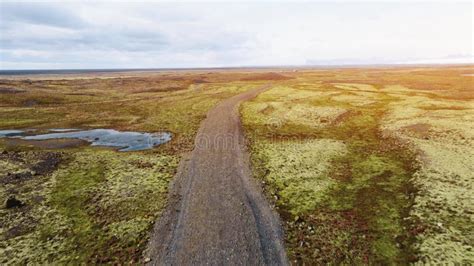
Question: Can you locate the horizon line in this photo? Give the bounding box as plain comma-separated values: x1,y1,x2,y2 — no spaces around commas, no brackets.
1,62,473,75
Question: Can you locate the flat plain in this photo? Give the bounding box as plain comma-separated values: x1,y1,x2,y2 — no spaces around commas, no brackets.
0,66,473,264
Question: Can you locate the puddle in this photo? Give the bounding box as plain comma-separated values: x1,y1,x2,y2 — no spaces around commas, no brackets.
0,130,25,137
49,128,80,132
0,129,171,151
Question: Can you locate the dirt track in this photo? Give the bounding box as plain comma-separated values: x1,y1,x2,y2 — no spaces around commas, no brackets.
146,85,288,265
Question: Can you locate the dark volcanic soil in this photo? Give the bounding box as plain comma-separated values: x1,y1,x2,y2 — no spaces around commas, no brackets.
146,85,288,265
0,151,62,185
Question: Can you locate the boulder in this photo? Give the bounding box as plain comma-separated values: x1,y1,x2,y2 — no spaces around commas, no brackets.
5,197,24,209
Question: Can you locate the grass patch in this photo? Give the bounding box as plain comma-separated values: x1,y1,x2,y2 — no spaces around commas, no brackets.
0,149,178,264
242,82,420,263
0,74,265,263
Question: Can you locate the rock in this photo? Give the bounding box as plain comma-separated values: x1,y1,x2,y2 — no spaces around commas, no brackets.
294,216,303,223
144,257,151,263
6,197,24,209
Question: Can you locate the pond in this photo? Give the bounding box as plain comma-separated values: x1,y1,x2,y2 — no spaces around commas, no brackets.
0,129,171,151
0,130,25,137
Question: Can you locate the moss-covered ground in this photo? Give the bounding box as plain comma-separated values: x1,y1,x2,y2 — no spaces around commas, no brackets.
1,67,473,264
0,148,178,264
0,71,269,264
241,66,474,264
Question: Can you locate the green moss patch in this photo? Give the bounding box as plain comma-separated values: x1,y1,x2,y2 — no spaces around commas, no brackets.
0,149,178,264
0,76,266,263
242,83,421,264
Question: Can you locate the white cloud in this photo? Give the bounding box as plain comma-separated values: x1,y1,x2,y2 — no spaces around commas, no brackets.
0,1,472,69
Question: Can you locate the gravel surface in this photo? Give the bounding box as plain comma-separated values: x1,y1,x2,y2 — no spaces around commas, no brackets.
146,85,288,265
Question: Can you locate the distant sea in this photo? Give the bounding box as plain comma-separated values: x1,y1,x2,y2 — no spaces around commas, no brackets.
0,66,306,76
0,69,177,76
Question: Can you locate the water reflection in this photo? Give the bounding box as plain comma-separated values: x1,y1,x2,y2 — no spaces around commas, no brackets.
0,129,171,151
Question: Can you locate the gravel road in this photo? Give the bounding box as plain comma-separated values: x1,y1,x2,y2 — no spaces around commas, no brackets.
146,85,288,265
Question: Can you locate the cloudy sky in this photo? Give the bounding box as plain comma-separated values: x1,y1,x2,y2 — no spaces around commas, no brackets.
0,1,472,69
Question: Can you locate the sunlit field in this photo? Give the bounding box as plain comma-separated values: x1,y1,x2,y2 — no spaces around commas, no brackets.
0,71,266,263
0,66,473,264
241,66,473,264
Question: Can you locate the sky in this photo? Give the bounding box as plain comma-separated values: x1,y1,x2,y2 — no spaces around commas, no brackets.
0,1,472,69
